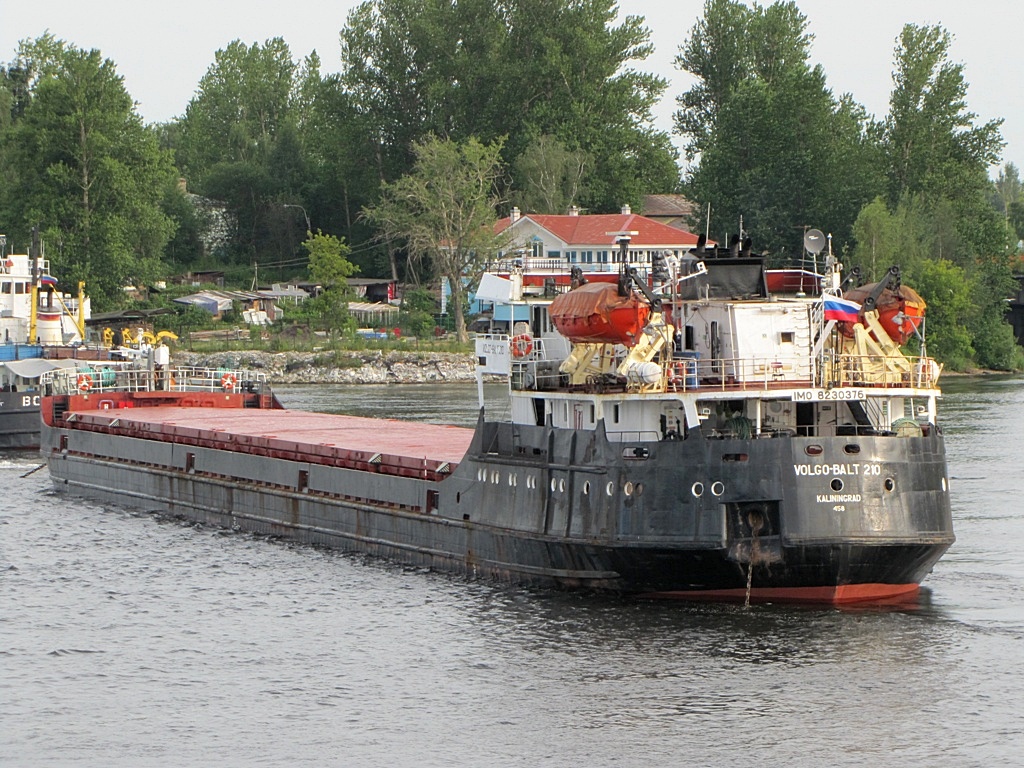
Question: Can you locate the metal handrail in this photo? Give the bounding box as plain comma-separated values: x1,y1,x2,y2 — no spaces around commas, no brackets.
41,366,269,396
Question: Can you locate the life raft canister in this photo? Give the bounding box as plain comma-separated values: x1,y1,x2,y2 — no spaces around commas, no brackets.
511,334,534,358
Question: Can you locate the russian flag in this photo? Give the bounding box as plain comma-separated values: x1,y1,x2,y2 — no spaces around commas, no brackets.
823,294,861,323
40,275,58,285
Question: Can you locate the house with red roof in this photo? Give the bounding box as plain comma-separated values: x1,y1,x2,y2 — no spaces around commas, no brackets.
494,204,704,275
468,206,707,334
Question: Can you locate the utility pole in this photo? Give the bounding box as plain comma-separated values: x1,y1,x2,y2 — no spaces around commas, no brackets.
283,204,311,234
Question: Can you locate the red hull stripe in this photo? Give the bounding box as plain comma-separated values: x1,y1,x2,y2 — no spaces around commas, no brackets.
641,582,921,605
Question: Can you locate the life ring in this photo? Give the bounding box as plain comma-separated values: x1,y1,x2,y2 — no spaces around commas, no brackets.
77,373,93,392
511,334,534,358
220,373,236,390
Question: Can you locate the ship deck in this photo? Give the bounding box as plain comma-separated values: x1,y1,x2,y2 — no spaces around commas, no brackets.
69,406,475,478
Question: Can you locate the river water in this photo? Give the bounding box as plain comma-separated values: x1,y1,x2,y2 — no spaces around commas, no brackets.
1,376,1021,767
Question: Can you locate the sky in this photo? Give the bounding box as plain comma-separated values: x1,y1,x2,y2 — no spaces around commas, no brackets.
1,0,1022,176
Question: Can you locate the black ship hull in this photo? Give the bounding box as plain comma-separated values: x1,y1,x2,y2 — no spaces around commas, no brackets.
42,404,953,604
0,390,41,450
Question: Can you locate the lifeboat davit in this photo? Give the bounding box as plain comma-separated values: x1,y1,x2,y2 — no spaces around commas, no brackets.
840,283,926,345
548,282,651,347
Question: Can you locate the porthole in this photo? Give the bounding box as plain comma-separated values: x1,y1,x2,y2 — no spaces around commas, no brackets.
711,481,725,497
583,481,591,495
805,444,824,456
634,482,644,496
831,478,844,492
558,478,566,493
492,471,500,484
551,478,558,493
691,482,704,498
624,481,634,496
884,477,895,493
941,477,948,492
606,482,615,496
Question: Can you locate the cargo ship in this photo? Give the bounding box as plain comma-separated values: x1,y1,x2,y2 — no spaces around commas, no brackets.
40,235,954,604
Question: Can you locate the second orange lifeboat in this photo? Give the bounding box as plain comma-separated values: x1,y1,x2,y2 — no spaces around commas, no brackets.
840,283,926,345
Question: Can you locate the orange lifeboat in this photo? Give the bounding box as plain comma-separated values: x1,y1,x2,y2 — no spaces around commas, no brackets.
840,283,926,345
548,282,651,347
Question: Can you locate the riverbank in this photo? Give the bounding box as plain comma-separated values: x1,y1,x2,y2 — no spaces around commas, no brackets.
171,349,1017,385
172,350,477,384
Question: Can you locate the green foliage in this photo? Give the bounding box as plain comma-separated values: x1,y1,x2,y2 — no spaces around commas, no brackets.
884,25,1003,207
678,1,883,256
161,179,207,268
340,0,678,213
511,135,589,214
364,135,507,342
0,36,177,308
176,38,299,179
299,231,358,338
176,302,217,335
305,230,357,289
399,286,438,338
849,196,1021,370
0,4,1019,371
171,39,324,270
904,258,974,369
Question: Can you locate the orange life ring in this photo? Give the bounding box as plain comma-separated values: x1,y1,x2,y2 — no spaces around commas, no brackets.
511,334,534,358
220,373,236,390
77,373,93,392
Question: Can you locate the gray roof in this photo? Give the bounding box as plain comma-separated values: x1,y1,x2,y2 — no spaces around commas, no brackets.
1,358,82,380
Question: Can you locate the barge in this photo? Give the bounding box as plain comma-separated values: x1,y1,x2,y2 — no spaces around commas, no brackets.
40,239,954,604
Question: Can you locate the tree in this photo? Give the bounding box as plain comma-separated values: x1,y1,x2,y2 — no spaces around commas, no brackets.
364,136,508,342
849,197,901,282
172,39,325,270
677,1,883,257
176,38,299,180
883,25,1003,209
674,0,756,162
880,24,1016,369
303,231,358,339
511,135,588,214
909,257,975,369
0,37,176,307
302,74,393,278
992,163,1022,242
340,0,679,213
399,286,438,338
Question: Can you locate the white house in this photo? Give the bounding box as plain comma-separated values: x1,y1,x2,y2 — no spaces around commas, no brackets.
494,205,705,275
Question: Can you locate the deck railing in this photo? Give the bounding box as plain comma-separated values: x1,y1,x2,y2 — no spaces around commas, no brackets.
41,365,269,396
505,346,942,394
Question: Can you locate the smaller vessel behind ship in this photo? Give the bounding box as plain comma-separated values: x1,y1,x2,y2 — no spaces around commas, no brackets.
1,228,97,449
39,230,954,604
